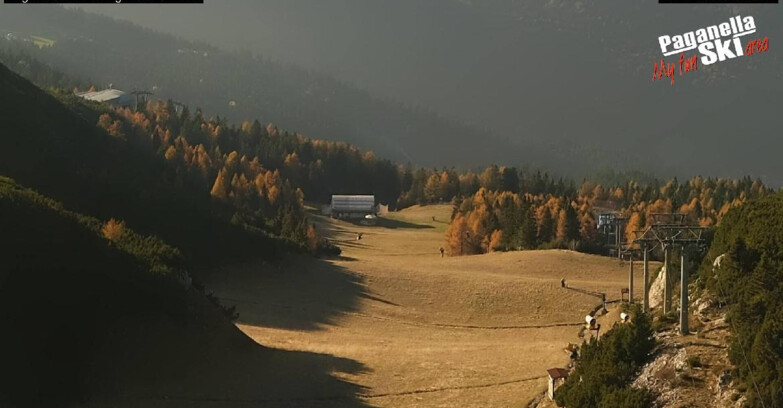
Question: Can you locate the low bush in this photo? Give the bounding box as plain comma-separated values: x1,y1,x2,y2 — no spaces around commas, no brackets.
555,304,656,408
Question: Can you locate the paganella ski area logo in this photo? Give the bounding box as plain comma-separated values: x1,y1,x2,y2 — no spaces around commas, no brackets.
652,15,769,85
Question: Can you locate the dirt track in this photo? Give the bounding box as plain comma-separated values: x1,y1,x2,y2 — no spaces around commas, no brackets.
204,205,652,407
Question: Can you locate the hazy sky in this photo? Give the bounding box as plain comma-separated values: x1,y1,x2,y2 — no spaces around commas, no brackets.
60,1,783,183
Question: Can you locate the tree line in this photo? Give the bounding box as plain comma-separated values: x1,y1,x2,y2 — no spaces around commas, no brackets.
0,47,772,261
83,100,775,260
443,170,768,256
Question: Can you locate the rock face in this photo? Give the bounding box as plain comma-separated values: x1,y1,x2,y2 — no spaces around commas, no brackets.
647,263,685,313
529,286,741,408
633,346,688,405
632,299,741,408
648,265,666,310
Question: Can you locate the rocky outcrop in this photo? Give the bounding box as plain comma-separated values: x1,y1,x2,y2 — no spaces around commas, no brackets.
648,265,666,310
530,286,740,408
632,293,741,408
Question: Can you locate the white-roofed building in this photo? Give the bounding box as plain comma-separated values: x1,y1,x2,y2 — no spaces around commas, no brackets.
330,195,376,219
77,89,134,108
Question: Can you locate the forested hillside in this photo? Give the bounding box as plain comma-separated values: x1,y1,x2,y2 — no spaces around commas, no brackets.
0,175,368,408
0,50,772,265
99,101,402,207
0,176,188,405
443,172,768,255
0,6,523,168
0,61,316,265
699,192,783,407
0,60,370,407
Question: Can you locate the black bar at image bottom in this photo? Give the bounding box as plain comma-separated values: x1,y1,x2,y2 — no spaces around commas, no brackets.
4,0,203,4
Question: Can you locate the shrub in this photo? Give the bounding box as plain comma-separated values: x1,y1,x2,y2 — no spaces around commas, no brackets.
314,238,342,257
101,218,126,242
555,304,656,408
597,387,656,408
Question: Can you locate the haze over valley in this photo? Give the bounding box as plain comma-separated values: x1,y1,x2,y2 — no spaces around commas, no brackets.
0,3,782,408
3,2,782,183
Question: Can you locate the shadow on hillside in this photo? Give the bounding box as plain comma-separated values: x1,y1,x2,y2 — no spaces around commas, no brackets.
336,255,358,262
87,296,373,408
309,217,351,240
373,217,434,229
333,216,433,230
336,240,371,249
202,256,367,332
0,226,372,407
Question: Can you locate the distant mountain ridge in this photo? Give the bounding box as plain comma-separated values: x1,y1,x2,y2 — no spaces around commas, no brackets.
0,6,527,169
61,0,783,185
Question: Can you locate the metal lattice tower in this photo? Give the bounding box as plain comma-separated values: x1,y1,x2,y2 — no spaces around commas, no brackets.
619,245,646,306
633,213,707,335
131,90,154,110
598,213,629,258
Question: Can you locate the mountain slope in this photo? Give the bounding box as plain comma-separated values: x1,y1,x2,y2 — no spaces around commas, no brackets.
0,176,369,408
0,59,286,265
0,6,525,168
699,192,783,407
64,1,783,184
0,175,186,405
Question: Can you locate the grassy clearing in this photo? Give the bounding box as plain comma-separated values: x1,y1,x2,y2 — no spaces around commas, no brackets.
205,204,656,407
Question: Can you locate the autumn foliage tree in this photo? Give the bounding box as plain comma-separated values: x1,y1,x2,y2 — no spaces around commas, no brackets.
101,218,126,242
625,212,644,247
446,171,766,256
445,213,473,255
92,98,768,257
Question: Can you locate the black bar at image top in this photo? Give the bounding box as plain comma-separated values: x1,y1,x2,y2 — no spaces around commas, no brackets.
660,0,777,3
4,0,203,3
